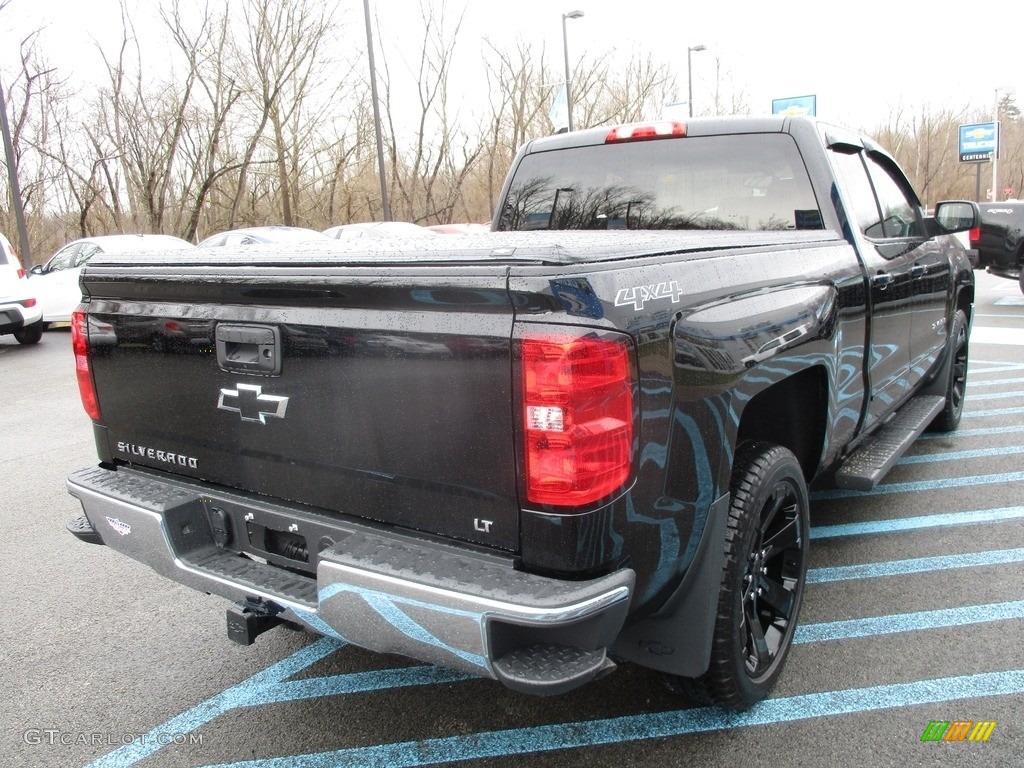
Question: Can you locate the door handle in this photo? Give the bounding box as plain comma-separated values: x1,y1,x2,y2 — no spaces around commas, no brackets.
911,264,926,278
872,272,893,290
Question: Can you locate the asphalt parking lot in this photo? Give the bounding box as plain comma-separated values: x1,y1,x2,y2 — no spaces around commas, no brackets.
2,270,1022,768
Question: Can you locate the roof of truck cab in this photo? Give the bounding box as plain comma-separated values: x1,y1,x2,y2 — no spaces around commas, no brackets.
521,115,812,153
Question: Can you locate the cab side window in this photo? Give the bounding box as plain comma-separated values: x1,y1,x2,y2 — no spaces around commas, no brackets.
830,151,885,238
864,155,922,238
831,149,923,242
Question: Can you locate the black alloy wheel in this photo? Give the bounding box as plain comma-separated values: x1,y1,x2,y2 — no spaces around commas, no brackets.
930,308,968,432
678,441,809,710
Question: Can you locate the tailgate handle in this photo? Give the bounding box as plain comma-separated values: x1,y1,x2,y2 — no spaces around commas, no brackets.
216,324,282,376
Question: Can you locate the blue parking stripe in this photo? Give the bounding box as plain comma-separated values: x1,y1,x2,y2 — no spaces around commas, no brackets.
807,548,1024,582
970,360,1024,373
793,601,1024,643
87,593,1024,768
86,507,1024,767
919,424,1024,440
969,376,1024,388
201,670,1024,768
810,471,1024,501
963,406,1024,418
83,638,346,768
241,665,471,707
899,445,1024,464
965,389,1024,401
810,506,1024,538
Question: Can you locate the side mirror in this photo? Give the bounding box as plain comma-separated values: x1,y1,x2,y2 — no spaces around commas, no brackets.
29,264,44,276
933,200,979,233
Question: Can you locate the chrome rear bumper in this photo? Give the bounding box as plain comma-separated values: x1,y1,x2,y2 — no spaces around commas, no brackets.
68,466,634,695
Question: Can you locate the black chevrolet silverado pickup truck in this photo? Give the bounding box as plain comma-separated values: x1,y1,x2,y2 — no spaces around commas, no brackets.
970,200,1024,294
66,116,978,710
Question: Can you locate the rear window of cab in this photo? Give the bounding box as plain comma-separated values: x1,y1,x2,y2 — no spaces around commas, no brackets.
497,133,822,233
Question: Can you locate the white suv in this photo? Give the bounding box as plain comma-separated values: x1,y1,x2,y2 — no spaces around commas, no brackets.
0,232,43,345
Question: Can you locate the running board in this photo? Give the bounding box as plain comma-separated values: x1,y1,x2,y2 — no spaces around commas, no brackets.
834,396,945,491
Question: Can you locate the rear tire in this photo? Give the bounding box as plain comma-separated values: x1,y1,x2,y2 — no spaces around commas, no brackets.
930,308,968,432
670,442,809,710
14,321,43,345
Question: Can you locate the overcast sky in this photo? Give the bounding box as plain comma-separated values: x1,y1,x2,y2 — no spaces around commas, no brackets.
475,0,1021,128
3,0,1021,133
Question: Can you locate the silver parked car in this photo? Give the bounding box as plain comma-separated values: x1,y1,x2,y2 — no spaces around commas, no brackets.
197,226,330,248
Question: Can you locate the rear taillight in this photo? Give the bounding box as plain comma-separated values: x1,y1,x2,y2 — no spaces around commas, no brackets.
521,333,635,506
969,226,981,245
71,310,101,421
16,268,26,279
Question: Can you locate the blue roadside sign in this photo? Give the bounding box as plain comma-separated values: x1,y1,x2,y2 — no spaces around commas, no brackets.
959,122,998,163
772,95,816,117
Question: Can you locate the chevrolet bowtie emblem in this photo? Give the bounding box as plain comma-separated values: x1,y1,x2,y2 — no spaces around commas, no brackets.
217,384,289,424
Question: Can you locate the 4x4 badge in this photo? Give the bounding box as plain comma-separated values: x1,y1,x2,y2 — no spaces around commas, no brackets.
218,384,289,424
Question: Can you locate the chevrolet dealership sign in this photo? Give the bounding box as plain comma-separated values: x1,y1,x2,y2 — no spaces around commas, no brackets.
959,122,999,163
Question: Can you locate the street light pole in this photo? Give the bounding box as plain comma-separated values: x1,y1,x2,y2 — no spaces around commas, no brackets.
992,88,1000,203
687,44,706,119
561,10,584,132
362,0,391,221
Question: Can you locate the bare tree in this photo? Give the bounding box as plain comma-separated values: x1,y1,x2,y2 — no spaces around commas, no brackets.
566,58,612,130
312,93,376,226
907,107,972,205
702,56,749,117
90,2,198,234
872,104,985,205
227,0,343,227
377,0,483,224
478,39,551,216
1,28,70,257
9,0,1024,246
577,52,677,127
159,0,248,240
996,94,1023,200
42,95,121,241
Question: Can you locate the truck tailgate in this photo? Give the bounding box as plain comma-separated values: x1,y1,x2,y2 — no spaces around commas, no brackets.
81,262,520,551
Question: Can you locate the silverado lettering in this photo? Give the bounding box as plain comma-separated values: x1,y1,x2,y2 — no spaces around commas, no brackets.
116,442,199,469
66,116,978,711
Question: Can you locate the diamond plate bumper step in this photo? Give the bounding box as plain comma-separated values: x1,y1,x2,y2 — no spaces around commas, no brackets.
834,395,945,491
492,643,615,696
66,513,105,545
